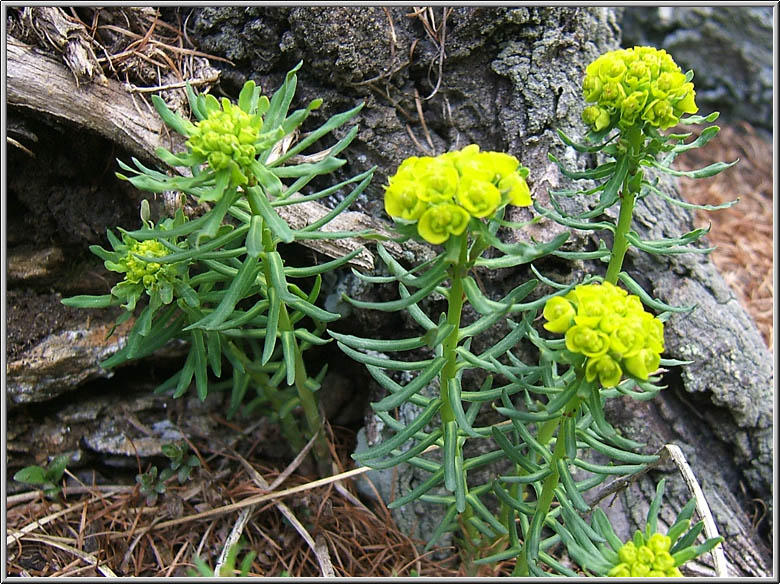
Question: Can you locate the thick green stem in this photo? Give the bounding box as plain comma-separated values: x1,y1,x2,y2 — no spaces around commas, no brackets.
278,304,333,477
439,235,482,566
249,194,332,476
604,188,636,285
514,389,583,576
605,125,644,285
439,241,467,425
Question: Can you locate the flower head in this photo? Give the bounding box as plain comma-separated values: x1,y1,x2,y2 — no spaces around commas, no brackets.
582,46,698,132
186,97,264,185
608,535,681,578
105,234,189,311
542,281,664,387
384,144,533,244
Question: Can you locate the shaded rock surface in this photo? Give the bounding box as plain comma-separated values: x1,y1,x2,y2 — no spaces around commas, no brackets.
6,6,772,576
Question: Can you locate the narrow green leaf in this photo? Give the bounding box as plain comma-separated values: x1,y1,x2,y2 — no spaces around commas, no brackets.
548,152,616,180
297,162,371,232
648,158,738,179
467,492,507,534
358,428,442,470
572,458,647,475
422,503,459,552
592,507,625,552
263,289,281,365
61,294,118,309
369,356,445,412
191,329,209,400
281,331,297,386
646,478,666,539
555,127,617,153
335,342,434,371
670,521,704,555
328,330,426,352
443,420,458,492
185,82,206,120
246,184,293,243
262,61,301,135
173,350,196,398
246,215,264,258
578,430,659,464
353,399,441,462
556,458,590,513
617,272,695,313
285,248,363,278
579,152,630,219
272,102,364,166
151,94,194,136
238,80,259,113
492,479,535,515
205,331,222,377
186,255,261,331
344,272,443,312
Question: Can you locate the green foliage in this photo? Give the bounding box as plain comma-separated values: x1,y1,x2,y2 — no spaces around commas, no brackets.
13,454,71,499
335,45,732,577
135,466,167,507
160,441,201,484
135,442,201,505
64,62,373,475
59,47,732,577
187,539,256,577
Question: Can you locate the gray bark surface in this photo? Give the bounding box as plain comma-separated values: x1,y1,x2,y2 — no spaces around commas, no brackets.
6,6,772,576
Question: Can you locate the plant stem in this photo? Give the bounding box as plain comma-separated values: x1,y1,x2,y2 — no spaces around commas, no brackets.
604,185,636,285
514,388,583,576
279,303,333,476
605,125,644,285
440,235,482,566
249,194,333,476
439,236,469,425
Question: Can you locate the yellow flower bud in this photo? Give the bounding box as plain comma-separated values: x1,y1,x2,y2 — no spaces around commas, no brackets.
456,179,501,218
608,563,631,577
384,180,427,221
618,541,638,564
648,533,672,554
653,551,675,572
498,172,532,207
543,296,576,333
585,354,623,387
565,325,610,358
417,203,470,245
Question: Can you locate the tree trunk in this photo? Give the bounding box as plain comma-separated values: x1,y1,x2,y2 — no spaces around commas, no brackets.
6,6,772,576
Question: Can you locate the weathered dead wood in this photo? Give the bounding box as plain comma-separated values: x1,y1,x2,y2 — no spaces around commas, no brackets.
19,7,107,85
7,36,175,163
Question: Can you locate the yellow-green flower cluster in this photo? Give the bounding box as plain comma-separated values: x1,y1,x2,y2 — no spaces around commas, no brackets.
608,534,682,577
582,46,698,132
120,239,175,291
186,98,263,184
542,281,664,387
384,144,533,245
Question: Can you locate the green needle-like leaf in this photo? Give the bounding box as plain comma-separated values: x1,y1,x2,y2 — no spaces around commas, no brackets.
352,398,442,462
369,357,445,412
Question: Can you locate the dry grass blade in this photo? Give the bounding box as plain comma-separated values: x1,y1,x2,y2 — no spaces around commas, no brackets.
229,445,335,576
663,444,729,578
213,505,254,576
16,533,118,577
